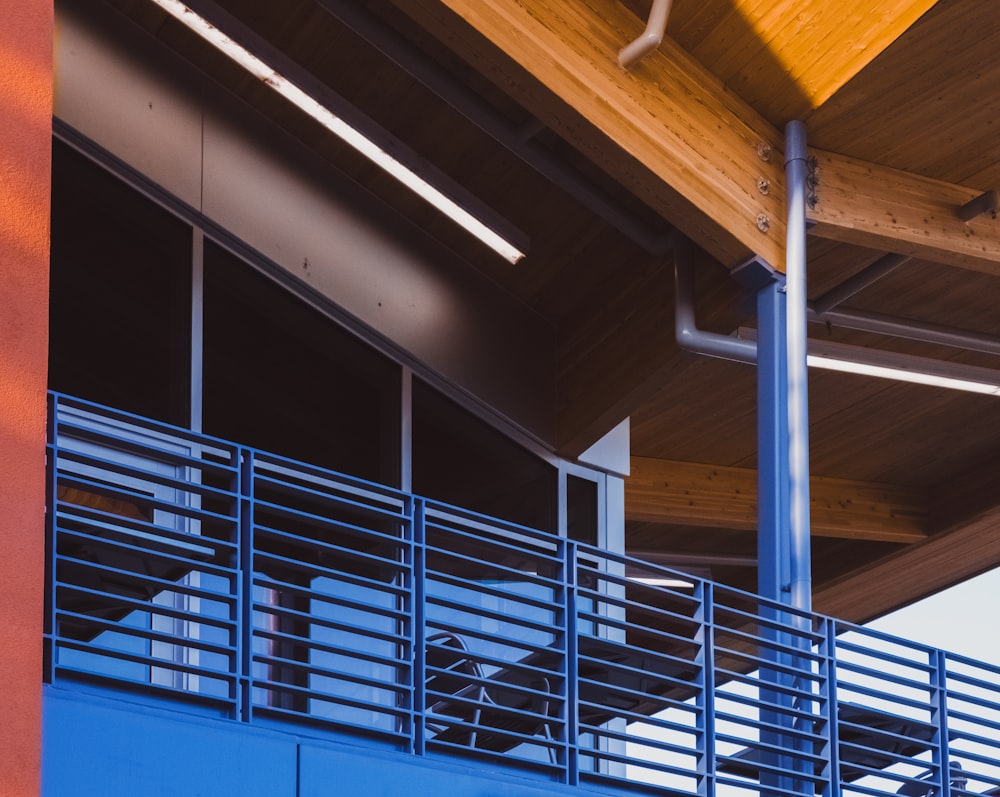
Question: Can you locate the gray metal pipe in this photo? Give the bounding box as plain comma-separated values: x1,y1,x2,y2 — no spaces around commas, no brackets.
784,120,812,615
619,0,674,69
810,253,910,315
810,306,1000,357
673,238,758,365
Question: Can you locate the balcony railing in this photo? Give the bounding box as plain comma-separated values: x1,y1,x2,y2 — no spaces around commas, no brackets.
45,392,1000,797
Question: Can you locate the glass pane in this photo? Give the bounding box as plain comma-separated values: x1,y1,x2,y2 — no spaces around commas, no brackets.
48,141,192,425
202,242,401,485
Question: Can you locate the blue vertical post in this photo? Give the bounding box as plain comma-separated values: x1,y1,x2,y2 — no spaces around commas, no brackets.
757,276,790,604
758,274,794,797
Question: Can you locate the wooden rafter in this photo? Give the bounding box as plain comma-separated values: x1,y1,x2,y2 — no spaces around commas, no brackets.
809,150,1000,273
387,0,786,270
627,456,928,544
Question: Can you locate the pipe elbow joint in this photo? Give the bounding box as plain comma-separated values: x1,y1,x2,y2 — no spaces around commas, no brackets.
618,32,663,69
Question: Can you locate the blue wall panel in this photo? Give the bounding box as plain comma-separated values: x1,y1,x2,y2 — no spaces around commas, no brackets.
43,688,297,797
299,743,580,797
44,688,607,797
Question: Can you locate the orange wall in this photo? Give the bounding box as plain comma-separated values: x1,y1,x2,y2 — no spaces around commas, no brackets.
0,1,52,795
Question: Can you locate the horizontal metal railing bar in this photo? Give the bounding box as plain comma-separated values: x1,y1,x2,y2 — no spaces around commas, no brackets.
55,542,235,590
54,583,236,630
424,535,562,578
253,626,409,669
55,638,237,682
424,510,566,552
424,596,562,640
251,705,411,740
54,613,236,660
252,678,411,719
424,683,557,725
424,580,561,625
424,547,563,589
55,474,237,527
577,635,701,679
576,691,696,727
54,444,239,498
713,648,825,688
252,511,408,551
253,472,409,519
249,501,410,547
945,667,1000,691
250,486,409,530
425,500,561,541
424,523,561,566
251,552,409,601
837,741,936,775
252,653,409,696
56,507,237,554
575,609,703,651
253,523,407,577
53,664,238,704
579,743,704,780
713,718,826,753
714,686,825,725
251,592,409,639
51,427,239,480
834,680,935,714
835,660,935,692
833,638,936,672
253,450,409,502
50,392,237,444
424,711,562,753
56,525,234,572
575,596,703,638
424,657,559,701
424,629,563,676
711,599,825,651
55,556,236,608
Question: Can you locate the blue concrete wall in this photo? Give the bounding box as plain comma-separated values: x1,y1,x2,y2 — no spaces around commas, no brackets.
43,687,611,797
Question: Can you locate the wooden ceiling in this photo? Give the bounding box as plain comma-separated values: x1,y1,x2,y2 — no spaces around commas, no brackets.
99,0,1000,624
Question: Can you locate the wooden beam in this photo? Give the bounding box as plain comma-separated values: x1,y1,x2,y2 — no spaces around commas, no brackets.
627,456,928,543
388,0,786,270
809,149,1000,273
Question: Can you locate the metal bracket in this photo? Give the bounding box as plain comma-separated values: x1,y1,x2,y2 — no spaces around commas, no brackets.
806,156,819,210
958,190,998,221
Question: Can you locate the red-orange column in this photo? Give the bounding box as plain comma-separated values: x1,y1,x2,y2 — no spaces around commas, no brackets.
0,1,53,796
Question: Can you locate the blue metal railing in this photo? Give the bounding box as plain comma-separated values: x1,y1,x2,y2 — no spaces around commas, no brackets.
45,393,1000,797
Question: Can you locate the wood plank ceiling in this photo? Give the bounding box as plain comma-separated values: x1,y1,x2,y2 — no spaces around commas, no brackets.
98,0,1000,624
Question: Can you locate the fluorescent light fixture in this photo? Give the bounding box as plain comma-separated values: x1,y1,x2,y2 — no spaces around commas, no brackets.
150,0,527,264
807,353,1000,395
806,339,1000,396
738,328,1000,396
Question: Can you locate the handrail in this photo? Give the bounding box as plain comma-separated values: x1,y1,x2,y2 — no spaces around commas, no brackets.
45,392,1000,797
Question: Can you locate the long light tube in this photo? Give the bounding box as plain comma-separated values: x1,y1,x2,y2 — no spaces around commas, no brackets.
738,327,1000,396
807,342,1000,396
150,0,527,264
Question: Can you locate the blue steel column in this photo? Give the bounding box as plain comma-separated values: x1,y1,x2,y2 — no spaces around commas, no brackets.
758,274,794,797
757,277,790,602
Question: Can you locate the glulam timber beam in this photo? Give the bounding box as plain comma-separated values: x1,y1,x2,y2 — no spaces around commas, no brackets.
627,456,928,543
388,0,786,270
809,150,1000,273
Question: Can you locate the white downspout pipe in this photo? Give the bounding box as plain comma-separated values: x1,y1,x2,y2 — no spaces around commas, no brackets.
618,0,673,69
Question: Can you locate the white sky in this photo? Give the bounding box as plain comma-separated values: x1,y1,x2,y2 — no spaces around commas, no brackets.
865,566,1000,663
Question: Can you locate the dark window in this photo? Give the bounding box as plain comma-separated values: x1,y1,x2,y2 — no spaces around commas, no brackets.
567,475,599,546
412,378,556,532
48,141,191,425
202,242,400,485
